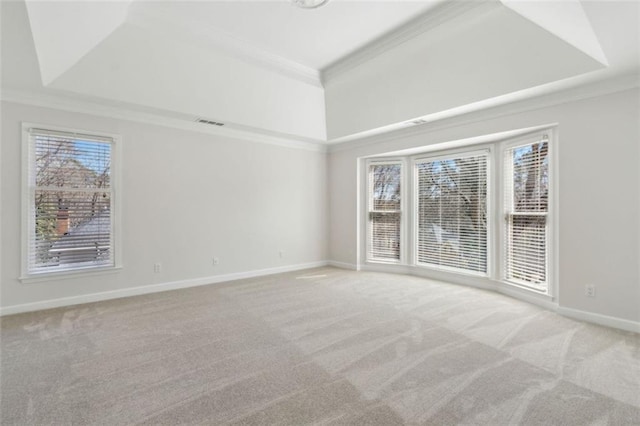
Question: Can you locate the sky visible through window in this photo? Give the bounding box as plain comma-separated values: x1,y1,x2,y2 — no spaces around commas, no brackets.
74,140,111,175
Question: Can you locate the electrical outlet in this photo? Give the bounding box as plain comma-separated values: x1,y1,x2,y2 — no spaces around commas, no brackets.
154,263,161,273
585,284,596,297
213,257,219,266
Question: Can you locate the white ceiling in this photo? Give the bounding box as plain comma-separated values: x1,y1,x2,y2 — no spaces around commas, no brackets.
1,0,638,144
130,0,445,70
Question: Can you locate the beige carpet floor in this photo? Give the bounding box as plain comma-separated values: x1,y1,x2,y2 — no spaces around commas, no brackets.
1,267,639,425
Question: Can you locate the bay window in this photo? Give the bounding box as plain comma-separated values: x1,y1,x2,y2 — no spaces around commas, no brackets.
363,130,552,295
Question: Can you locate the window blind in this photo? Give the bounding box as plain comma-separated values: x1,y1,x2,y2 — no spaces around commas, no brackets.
504,138,549,290
27,128,114,274
416,152,488,273
368,163,401,261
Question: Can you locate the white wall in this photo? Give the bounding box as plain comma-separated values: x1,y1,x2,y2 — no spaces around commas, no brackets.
0,101,328,310
329,88,640,324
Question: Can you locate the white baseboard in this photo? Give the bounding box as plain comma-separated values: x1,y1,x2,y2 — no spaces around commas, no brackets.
557,307,640,334
0,261,328,316
498,285,557,312
327,260,359,270
4,261,638,335
357,263,639,334
361,263,412,275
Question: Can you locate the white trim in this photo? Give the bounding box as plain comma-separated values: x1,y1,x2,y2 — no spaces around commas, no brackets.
321,0,498,83
3,74,636,155
327,73,640,152
19,266,123,284
327,260,359,271
3,261,637,334
500,130,555,296
21,122,124,280
361,262,412,276
0,261,329,316
1,90,327,153
358,262,640,333
557,307,640,334
498,284,557,312
358,127,558,303
127,0,496,87
412,148,492,277
364,159,404,264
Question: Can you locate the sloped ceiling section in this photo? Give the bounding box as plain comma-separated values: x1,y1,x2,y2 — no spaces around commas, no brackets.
24,0,132,86
324,1,607,140
47,22,327,141
21,0,327,141
501,0,608,66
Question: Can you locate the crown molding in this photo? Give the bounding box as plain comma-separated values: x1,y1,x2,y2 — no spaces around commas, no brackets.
1,89,327,153
125,1,501,88
321,0,501,83
126,4,323,88
327,71,640,153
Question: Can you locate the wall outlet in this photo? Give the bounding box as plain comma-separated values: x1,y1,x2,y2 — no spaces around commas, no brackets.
154,263,161,273
585,284,596,297
213,257,219,266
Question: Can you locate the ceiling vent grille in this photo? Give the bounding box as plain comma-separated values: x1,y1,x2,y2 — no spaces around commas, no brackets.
196,118,225,126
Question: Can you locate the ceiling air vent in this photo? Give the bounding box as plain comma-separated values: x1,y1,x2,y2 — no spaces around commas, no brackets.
196,118,225,126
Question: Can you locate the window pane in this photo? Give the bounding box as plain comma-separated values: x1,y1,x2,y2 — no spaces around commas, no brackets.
507,215,546,285
417,154,487,273
31,190,112,271
369,164,401,261
35,136,111,189
510,142,548,212
505,139,549,290
28,129,114,275
370,212,401,261
371,164,401,211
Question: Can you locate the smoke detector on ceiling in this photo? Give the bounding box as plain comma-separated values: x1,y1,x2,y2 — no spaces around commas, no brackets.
407,119,428,126
291,0,329,9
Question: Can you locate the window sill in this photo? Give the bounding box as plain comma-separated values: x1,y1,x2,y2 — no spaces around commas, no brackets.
415,263,489,279
366,259,402,266
20,266,123,284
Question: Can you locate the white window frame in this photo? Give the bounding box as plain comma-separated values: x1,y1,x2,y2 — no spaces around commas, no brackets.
20,122,123,282
365,158,406,265
498,131,555,295
358,127,557,300
413,148,492,278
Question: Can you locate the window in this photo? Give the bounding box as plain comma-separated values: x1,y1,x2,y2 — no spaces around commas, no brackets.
367,162,402,262
23,125,118,277
362,130,553,296
504,137,549,291
416,152,488,274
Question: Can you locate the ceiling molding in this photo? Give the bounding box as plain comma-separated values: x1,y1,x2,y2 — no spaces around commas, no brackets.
327,72,640,153
125,4,323,88
3,72,636,156
124,1,501,88
1,89,327,153
321,0,502,83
